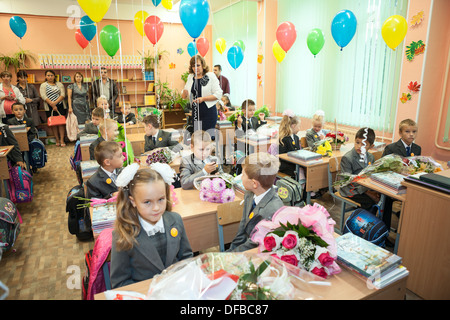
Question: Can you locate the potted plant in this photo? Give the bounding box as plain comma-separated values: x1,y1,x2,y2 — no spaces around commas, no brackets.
0,50,37,72
0,54,20,72
155,80,174,109
15,49,37,68
139,49,169,76
181,70,189,83
172,90,189,110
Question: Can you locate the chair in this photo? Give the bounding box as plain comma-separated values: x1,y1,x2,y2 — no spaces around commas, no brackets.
217,200,244,252
300,137,308,148
327,156,361,234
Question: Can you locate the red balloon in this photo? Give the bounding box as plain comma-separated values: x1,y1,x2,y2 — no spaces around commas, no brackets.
196,37,209,57
144,15,164,45
75,29,89,49
276,22,297,52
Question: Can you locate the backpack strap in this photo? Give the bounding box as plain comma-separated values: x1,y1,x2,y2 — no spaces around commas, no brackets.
102,263,111,291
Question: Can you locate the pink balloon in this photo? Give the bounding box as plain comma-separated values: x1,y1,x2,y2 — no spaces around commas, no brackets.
196,37,209,57
75,29,89,49
276,22,297,52
144,15,164,45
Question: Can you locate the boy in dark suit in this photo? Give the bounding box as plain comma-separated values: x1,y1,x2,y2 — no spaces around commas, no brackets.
235,99,266,138
86,141,124,199
77,107,104,139
0,123,26,170
117,102,137,125
8,102,37,142
143,115,181,153
89,119,119,160
228,152,283,252
382,119,421,157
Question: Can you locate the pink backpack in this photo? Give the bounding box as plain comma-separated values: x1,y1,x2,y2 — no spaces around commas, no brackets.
7,165,33,204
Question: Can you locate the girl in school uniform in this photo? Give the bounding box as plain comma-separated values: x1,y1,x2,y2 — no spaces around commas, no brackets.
305,110,327,148
110,163,193,289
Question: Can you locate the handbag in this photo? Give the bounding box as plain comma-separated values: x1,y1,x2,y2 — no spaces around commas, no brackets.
66,112,79,141
47,109,66,127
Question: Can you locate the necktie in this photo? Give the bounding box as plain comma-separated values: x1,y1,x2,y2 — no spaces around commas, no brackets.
111,172,118,184
18,120,23,124
152,136,156,145
249,199,256,216
406,146,411,156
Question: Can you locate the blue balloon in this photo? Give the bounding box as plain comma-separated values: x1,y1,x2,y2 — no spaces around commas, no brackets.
187,42,198,57
9,16,27,39
80,15,97,42
179,0,210,39
331,10,357,50
152,0,162,6
227,46,244,70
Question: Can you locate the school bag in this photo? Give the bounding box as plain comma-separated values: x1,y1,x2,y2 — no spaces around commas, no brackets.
275,176,304,207
66,185,93,241
0,197,22,253
82,228,112,300
28,138,47,169
69,140,82,171
343,208,389,247
7,165,33,204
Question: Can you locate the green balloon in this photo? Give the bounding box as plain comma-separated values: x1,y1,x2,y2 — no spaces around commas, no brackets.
100,25,121,58
307,28,325,57
233,40,245,52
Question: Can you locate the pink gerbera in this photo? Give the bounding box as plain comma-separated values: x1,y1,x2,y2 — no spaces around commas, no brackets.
212,178,226,192
220,188,235,203
200,179,212,192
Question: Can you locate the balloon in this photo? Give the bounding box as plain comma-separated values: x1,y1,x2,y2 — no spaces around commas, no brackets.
233,40,246,52
144,15,164,45
134,11,148,36
272,41,286,63
77,0,112,23
80,15,97,42
75,29,89,49
227,45,244,70
331,10,357,50
307,28,325,57
187,42,198,57
9,16,27,39
196,37,209,57
99,25,121,57
215,38,226,54
381,15,408,50
276,22,297,52
162,0,173,10
179,0,210,39
152,0,162,6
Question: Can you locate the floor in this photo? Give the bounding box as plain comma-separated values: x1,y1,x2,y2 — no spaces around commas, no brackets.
0,142,421,300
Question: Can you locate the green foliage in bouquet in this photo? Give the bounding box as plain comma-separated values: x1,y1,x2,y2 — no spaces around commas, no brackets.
269,221,329,249
236,260,275,300
227,105,270,123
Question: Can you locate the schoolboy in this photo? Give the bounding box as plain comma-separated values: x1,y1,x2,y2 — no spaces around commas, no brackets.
77,107,104,139
339,128,380,213
228,153,283,252
382,119,421,157
89,119,119,160
0,123,26,170
117,102,136,125
179,130,218,190
8,102,37,142
86,141,124,199
143,114,180,153
235,99,266,138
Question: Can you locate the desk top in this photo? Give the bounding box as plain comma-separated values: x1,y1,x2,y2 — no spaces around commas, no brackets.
0,145,14,158
357,177,406,202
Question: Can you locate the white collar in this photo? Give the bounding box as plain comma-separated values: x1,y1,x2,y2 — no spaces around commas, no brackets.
153,129,159,138
253,187,272,205
400,139,412,148
138,215,165,237
101,167,117,178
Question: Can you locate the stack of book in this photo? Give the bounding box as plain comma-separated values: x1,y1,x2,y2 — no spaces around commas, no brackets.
144,95,156,106
336,233,409,289
80,134,98,147
91,204,117,236
404,172,450,194
80,160,100,179
371,141,386,151
244,133,270,142
266,116,283,122
216,120,233,128
8,124,27,133
287,150,323,165
370,171,406,194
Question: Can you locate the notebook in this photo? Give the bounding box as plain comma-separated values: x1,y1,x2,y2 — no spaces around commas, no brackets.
419,173,450,189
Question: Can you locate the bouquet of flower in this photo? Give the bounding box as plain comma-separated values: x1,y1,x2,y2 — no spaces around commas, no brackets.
401,156,443,175
145,148,173,165
197,177,236,204
313,139,333,157
326,131,348,145
251,204,341,279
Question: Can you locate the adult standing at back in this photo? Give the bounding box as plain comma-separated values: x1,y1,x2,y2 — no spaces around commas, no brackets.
92,67,118,119
16,70,41,126
213,64,230,95
182,55,222,137
40,70,67,147
68,72,90,124
0,71,26,124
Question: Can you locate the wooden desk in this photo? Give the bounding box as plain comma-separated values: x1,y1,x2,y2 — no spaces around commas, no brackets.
138,155,182,173
125,123,145,135
0,146,14,198
236,137,277,154
11,128,31,172
398,169,450,300
81,145,90,161
127,133,145,156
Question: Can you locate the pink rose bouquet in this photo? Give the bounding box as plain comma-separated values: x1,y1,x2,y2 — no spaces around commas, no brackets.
251,204,341,279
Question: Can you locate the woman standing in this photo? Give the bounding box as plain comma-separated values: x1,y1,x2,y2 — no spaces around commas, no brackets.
67,72,90,124
182,55,222,138
0,71,26,124
40,70,67,147
16,70,41,126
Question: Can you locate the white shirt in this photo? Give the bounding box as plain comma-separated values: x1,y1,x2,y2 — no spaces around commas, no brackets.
138,215,165,237
253,187,272,205
101,167,118,183
400,139,412,149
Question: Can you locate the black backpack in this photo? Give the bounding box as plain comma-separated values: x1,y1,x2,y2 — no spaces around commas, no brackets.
0,197,21,253
66,185,93,241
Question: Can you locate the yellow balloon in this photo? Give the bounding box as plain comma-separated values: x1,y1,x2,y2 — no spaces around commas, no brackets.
77,0,112,23
272,40,286,63
162,0,173,10
215,38,226,55
381,15,408,50
134,10,149,36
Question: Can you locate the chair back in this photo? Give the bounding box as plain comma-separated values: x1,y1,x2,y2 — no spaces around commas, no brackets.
300,137,307,148
217,200,244,226
328,156,343,193
372,150,382,161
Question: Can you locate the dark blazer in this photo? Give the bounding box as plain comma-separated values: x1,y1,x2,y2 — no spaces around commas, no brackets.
234,116,267,138
89,136,105,160
144,130,180,153
279,135,301,178
77,122,99,140
382,139,421,157
339,148,375,198
92,78,119,117
110,211,193,289
7,116,37,142
117,112,136,125
179,153,206,190
228,188,284,252
86,166,121,199
0,124,23,164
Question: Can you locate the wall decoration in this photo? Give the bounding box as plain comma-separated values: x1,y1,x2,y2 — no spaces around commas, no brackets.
177,48,184,55
400,93,412,104
406,40,426,61
169,63,176,69
257,73,263,87
257,54,264,64
408,81,421,93
410,10,424,27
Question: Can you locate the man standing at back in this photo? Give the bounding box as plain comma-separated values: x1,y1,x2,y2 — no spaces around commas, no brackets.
93,66,119,118
213,64,230,95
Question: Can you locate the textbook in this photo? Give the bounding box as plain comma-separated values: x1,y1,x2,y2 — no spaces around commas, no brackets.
287,150,323,165
80,160,100,178
243,133,270,142
216,120,233,128
8,124,27,133
80,134,98,146
370,171,406,194
336,233,402,279
91,204,116,236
